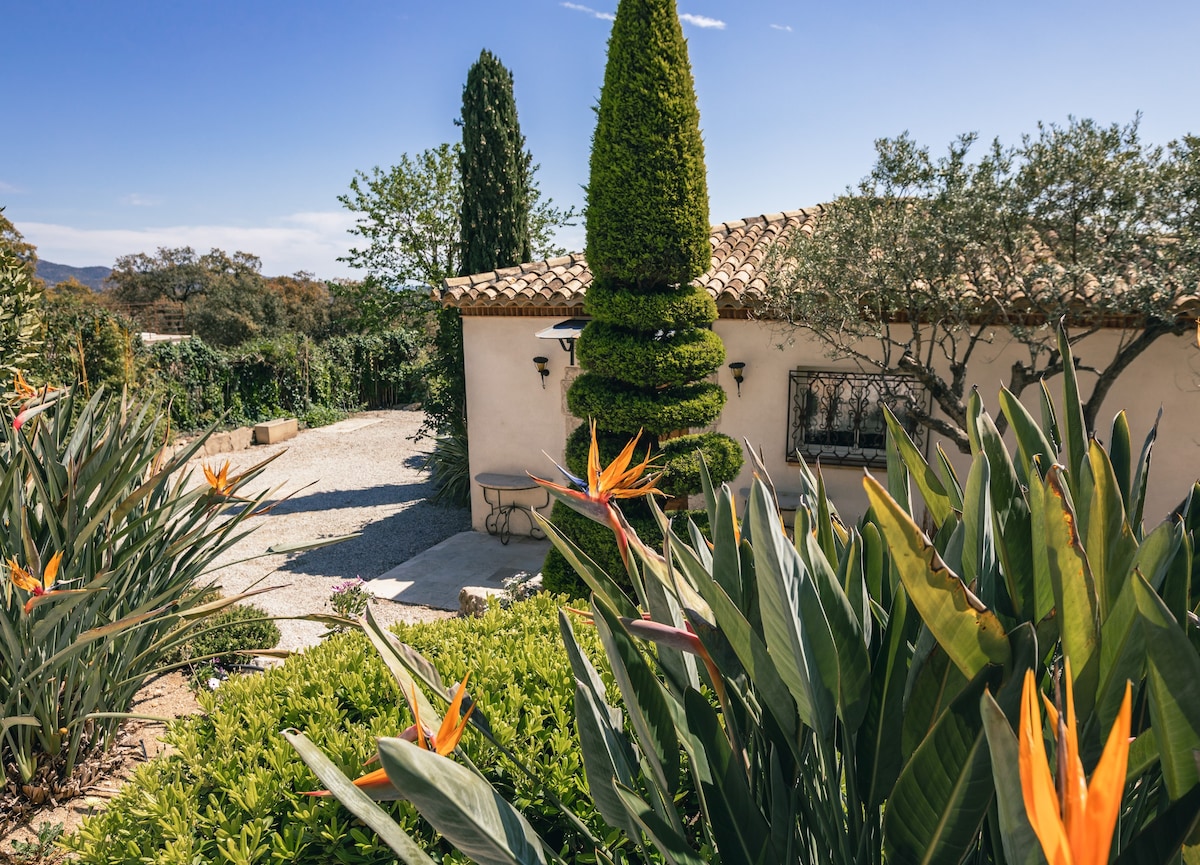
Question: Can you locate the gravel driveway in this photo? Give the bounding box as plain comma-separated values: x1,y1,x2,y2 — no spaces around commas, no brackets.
192,409,467,651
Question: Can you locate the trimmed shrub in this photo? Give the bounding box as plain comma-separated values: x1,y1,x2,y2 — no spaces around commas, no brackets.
658,431,744,499
567,374,726,436
576,321,726,389
542,502,662,597
583,281,716,330
167,600,281,670
64,595,619,864
584,3,710,286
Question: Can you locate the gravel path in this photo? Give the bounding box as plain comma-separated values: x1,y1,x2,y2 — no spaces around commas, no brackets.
192,409,467,651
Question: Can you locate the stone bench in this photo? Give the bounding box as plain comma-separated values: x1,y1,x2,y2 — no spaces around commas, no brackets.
253,418,298,445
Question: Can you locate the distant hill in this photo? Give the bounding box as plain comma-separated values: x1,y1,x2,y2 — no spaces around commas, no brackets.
36,260,112,292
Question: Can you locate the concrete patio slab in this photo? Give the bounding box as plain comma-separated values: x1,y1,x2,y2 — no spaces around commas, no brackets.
369,531,549,610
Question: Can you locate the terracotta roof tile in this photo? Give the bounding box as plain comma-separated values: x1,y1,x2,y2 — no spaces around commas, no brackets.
435,208,823,310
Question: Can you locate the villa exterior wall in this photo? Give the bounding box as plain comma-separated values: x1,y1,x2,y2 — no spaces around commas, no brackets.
464,314,1200,533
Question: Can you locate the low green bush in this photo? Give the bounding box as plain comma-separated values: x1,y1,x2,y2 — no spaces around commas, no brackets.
64,594,615,864
166,600,282,686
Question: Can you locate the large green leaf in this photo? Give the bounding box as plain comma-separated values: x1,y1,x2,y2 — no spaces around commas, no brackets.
979,690,1047,865
613,784,708,865
750,481,835,737
1085,441,1138,616
884,670,996,865
1042,467,1100,717
859,588,919,808
999,385,1056,485
1115,785,1200,865
1135,576,1200,799
591,595,681,800
1057,326,1089,490
559,610,642,843
679,688,778,864
794,506,872,732
283,730,437,865
884,404,952,528
865,474,1010,679
961,452,998,605
375,736,550,865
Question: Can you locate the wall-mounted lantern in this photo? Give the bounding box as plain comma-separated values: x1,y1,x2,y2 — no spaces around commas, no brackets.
532,356,550,388
728,361,746,397
534,318,590,366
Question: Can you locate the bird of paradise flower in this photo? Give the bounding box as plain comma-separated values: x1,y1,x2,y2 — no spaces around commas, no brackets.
1019,662,1132,865
529,419,664,571
305,674,474,800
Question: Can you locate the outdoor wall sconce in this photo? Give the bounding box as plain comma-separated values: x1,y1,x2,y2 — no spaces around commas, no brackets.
728,361,746,396
533,356,550,388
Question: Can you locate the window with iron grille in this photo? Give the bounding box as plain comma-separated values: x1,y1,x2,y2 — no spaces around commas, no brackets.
786,369,931,467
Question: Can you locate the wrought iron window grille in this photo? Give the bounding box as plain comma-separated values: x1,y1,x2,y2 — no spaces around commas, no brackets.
786,368,931,468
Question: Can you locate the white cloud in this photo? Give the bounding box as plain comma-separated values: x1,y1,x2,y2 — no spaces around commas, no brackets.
770,23,793,32
21,211,359,279
0,180,22,195
121,193,163,207
679,13,726,29
561,2,615,21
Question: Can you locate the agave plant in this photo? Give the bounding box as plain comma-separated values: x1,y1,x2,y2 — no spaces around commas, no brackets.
0,385,294,798
291,327,1200,864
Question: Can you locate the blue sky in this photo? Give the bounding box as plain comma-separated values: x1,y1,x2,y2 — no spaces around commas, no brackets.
3,0,1198,278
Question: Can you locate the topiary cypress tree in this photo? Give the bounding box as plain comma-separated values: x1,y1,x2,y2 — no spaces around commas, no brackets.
544,0,742,596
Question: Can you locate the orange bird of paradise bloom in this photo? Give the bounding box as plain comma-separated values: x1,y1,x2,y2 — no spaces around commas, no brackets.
530,420,663,570
203,461,247,497
6,552,65,614
304,674,475,800
1018,663,1132,865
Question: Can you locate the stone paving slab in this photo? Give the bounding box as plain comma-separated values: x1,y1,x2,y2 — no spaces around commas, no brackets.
370,531,549,610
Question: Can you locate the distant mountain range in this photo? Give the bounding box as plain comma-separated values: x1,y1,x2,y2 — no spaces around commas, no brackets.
36,260,112,292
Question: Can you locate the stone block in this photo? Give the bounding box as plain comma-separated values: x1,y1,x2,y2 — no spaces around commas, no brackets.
254,418,298,445
229,426,254,450
458,586,502,617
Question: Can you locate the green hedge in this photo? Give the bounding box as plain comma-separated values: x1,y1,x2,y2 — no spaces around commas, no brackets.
149,330,422,432
64,595,621,864
567,374,726,436
583,280,716,330
576,322,725,389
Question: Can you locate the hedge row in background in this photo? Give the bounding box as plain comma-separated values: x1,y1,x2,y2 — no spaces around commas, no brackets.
151,330,423,431
64,595,621,865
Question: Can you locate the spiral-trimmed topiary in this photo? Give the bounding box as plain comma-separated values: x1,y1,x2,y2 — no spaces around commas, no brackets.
549,0,742,584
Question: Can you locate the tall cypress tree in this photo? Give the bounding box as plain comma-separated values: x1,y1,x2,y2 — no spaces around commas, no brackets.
428,50,534,504
544,0,742,594
459,49,532,275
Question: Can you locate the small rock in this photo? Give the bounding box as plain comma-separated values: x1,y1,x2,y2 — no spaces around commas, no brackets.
458,586,501,617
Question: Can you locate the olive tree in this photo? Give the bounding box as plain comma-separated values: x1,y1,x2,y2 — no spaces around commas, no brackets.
761,118,1200,451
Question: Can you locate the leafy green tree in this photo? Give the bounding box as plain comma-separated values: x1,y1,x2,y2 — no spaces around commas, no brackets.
0,208,44,380
761,117,1200,451
106,246,286,347
337,87,576,460
548,0,742,593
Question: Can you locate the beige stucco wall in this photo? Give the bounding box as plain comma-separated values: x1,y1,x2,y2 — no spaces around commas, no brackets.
464,314,1200,532
463,316,578,532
